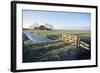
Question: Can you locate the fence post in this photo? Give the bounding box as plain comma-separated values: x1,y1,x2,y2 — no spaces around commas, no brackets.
77,36,80,47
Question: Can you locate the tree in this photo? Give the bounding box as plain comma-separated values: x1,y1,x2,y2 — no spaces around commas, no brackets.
33,23,39,30
44,23,53,30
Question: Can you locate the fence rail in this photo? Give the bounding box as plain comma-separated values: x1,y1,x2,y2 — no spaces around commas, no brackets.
60,34,90,50
80,41,90,50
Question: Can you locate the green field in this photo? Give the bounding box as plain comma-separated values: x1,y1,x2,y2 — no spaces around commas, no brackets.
23,40,90,62
23,29,91,62
23,40,72,62
23,29,91,37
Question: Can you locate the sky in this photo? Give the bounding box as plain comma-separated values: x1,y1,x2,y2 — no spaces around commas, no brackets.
23,10,91,30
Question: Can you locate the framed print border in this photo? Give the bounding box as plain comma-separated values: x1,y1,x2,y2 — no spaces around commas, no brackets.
11,1,98,72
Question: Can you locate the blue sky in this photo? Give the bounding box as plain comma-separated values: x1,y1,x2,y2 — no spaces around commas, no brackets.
23,10,91,30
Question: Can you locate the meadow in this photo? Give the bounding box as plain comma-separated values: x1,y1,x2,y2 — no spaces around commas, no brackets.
23,29,90,37
23,29,91,63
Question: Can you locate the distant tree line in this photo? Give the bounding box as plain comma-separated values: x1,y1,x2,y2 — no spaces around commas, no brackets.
29,23,53,30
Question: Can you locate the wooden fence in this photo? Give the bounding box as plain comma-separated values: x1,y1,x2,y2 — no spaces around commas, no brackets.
60,34,90,50
79,41,90,50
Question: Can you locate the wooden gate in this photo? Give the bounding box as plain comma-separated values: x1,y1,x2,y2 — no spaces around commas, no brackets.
60,34,90,50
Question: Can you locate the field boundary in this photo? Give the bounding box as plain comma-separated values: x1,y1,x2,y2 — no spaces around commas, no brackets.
60,34,90,50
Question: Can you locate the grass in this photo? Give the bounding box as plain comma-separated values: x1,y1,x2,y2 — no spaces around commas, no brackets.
23,40,90,62
23,40,76,62
23,29,90,37
23,29,91,62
